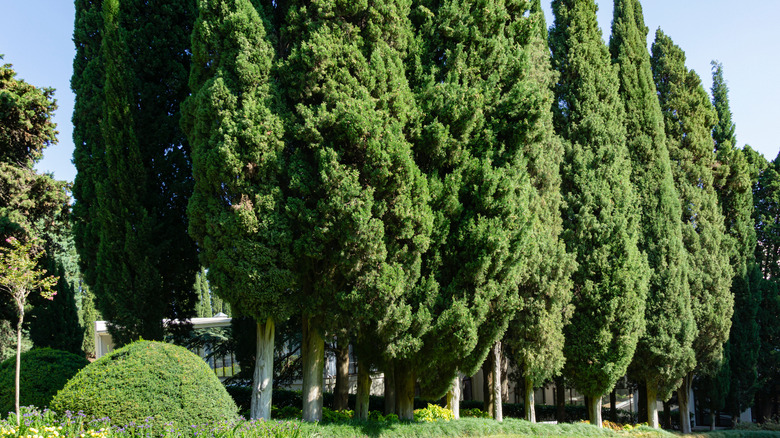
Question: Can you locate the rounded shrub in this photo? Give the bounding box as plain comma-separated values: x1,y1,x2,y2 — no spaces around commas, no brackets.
50,340,237,426
0,347,89,415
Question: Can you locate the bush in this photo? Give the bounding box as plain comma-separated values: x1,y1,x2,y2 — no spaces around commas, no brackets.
322,407,353,422
273,405,303,420
461,408,490,418
414,403,455,422
50,340,238,426
0,347,88,415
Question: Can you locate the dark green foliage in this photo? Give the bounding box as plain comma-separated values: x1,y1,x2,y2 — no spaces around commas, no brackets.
50,340,238,426
694,341,730,421
651,30,733,376
182,0,293,325
549,0,648,399
609,0,695,401
752,151,780,419
89,0,198,346
709,62,760,417
71,0,105,290
0,348,88,414
28,258,84,355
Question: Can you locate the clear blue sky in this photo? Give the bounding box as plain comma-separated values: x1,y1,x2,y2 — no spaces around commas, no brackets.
2,1,779,183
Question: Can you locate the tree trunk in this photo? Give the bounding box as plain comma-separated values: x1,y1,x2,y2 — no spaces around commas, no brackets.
250,318,275,420
610,389,617,423
524,375,536,422
493,341,503,422
663,400,671,429
647,381,659,428
678,374,692,433
334,340,350,411
302,316,324,422
446,373,461,419
638,383,648,423
555,377,566,423
500,352,509,403
355,360,371,420
15,310,23,426
584,396,590,421
588,394,602,427
711,409,717,430
395,362,415,420
484,350,495,416
384,364,396,415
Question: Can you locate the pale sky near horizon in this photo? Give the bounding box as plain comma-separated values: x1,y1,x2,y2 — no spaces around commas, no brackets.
2,1,778,184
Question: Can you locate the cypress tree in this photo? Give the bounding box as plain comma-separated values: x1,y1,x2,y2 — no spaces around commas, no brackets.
182,0,293,420
503,0,575,424
79,283,99,358
72,0,105,290
751,150,780,421
609,0,695,427
86,0,199,345
651,29,733,433
96,0,163,345
549,0,649,427
280,0,432,421
28,259,84,355
710,61,760,421
194,268,211,318
408,0,573,422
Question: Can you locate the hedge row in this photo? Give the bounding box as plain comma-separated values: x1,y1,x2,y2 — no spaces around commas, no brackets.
226,387,637,423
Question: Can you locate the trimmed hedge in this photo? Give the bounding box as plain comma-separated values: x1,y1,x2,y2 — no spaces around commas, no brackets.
0,348,89,415
226,387,635,423
51,340,237,426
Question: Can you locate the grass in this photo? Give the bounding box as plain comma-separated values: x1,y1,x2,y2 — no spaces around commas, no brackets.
296,418,676,438
3,406,779,438
688,432,780,438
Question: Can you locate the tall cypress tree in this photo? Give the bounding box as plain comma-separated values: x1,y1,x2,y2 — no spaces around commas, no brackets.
651,30,733,434
710,61,760,420
72,0,105,290
93,0,198,346
503,0,575,423
751,150,780,421
97,0,162,344
549,0,649,427
609,0,695,427
409,0,532,412
280,0,432,421
182,0,294,419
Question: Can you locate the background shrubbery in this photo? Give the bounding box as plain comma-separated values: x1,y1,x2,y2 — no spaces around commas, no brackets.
0,348,88,415
226,386,636,424
50,340,237,426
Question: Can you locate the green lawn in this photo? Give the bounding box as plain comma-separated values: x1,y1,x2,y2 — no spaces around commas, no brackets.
294,418,676,438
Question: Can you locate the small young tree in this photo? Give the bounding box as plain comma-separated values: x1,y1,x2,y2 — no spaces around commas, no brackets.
0,237,57,425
